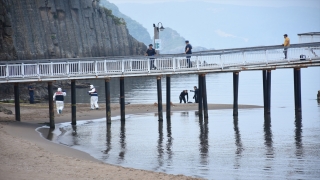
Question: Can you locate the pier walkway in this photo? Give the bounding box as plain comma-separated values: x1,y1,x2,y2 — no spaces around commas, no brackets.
1,42,319,83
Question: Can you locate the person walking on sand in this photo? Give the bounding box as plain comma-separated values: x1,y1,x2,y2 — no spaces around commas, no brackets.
282,34,290,59
185,40,192,68
88,85,99,110
53,87,66,114
179,90,189,103
145,44,157,70
190,86,198,103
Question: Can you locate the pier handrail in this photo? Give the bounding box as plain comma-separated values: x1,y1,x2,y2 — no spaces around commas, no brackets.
1,42,320,83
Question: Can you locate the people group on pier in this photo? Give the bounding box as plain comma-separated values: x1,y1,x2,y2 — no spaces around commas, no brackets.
88,84,99,110
53,87,66,114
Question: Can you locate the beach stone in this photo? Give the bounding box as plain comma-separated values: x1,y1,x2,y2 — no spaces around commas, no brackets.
0,105,13,114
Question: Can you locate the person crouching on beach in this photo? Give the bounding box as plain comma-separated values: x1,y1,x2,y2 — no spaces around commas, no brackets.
179,90,188,103
88,85,99,110
53,87,66,114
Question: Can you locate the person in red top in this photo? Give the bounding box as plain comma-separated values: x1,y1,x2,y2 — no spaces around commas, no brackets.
53,88,66,114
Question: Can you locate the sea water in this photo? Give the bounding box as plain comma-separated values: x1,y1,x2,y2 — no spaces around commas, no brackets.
39,67,320,180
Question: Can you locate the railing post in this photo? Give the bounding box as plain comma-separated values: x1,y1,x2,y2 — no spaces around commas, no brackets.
265,50,268,65
121,60,125,74
5,64,9,78
196,56,199,70
37,63,40,79
50,62,53,76
78,61,81,74
173,58,176,72
66,62,70,77
94,60,98,76
220,55,224,69
21,63,24,78
104,60,107,73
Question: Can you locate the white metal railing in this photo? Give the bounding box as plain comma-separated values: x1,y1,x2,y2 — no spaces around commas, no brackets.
1,42,320,83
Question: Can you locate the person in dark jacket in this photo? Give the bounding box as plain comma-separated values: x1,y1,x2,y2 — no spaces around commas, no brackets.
179,90,189,103
190,86,198,103
53,87,66,114
145,44,157,70
28,84,35,104
185,40,192,68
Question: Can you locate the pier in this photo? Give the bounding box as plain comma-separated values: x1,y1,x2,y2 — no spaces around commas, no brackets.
1,42,320,129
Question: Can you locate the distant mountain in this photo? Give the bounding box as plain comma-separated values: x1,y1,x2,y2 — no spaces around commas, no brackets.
160,27,209,54
100,0,152,46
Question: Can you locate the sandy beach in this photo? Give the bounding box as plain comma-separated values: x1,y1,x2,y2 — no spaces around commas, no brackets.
0,102,261,180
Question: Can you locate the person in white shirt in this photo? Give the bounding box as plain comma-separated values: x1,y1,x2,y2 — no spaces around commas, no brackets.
88,85,99,110
53,87,66,114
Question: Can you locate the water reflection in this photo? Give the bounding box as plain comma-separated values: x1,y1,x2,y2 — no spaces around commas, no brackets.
199,118,209,166
103,124,112,156
118,121,126,163
166,121,173,166
233,116,243,169
155,121,164,170
263,115,274,171
294,113,303,158
180,111,189,117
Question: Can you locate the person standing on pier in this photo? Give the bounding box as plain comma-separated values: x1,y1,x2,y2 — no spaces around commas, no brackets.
185,40,192,68
145,44,157,70
28,84,35,104
88,85,99,110
282,34,290,59
179,90,189,103
53,87,66,114
190,86,199,103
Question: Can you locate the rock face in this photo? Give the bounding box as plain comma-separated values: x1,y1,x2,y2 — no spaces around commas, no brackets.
0,0,17,60
0,0,146,60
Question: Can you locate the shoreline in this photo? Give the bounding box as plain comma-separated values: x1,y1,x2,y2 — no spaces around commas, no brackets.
0,103,262,180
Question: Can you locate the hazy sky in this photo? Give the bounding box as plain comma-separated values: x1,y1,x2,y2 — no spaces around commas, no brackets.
106,0,320,49
108,0,320,8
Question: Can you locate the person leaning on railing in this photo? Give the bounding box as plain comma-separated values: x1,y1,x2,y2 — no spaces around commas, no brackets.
282,34,290,59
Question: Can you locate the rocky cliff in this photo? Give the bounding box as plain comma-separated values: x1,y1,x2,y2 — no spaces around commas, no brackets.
0,0,146,61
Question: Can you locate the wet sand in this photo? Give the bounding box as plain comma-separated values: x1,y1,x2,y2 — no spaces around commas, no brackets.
0,102,261,180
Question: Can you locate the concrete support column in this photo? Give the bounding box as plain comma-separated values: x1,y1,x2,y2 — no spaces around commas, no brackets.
105,78,111,124
157,76,163,121
14,83,20,121
71,80,76,125
48,82,55,129
120,77,125,121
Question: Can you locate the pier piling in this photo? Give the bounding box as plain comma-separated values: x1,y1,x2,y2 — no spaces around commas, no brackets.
266,70,272,114
105,78,111,124
202,74,208,119
48,82,55,129
120,77,125,121
166,75,171,120
233,72,239,116
71,80,76,125
263,70,272,115
14,83,20,121
157,76,163,121
198,74,203,118
294,68,302,112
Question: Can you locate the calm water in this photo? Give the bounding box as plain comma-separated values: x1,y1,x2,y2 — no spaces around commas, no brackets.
39,67,320,180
